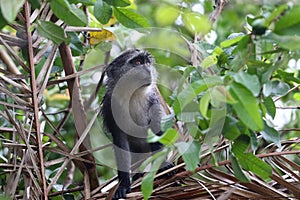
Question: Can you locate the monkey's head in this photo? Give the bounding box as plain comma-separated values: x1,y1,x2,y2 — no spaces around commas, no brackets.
105,49,157,90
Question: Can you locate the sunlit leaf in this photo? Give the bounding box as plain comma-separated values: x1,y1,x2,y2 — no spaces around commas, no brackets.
182,12,211,35
0,0,25,22
294,93,300,100
148,128,178,146
104,0,130,7
113,7,149,28
220,34,245,48
201,55,217,69
89,30,116,45
155,5,180,26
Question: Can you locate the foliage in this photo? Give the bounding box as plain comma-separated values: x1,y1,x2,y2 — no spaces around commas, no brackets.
1,0,300,199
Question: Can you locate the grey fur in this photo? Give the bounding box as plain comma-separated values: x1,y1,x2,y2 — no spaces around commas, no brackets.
101,49,165,199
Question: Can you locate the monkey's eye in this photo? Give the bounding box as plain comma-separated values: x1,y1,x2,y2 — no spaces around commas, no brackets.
134,60,141,65
130,57,144,66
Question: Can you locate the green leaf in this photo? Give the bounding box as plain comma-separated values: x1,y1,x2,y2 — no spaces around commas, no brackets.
229,82,263,131
275,70,300,84
201,55,217,69
264,96,276,119
0,9,8,29
160,114,175,132
155,5,180,26
230,154,250,182
141,151,166,200
263,80,290,97
232,138,272,179
268,33,300,51
199,91,211,119
265,4,288,27
294,93,300,101
50,0,87,26
249,130,258,152
0,0,25,22
69,0,95,5
37,21,68,45
220,34,245,48
141,171,155,200
148,128,178,146
261,122,281,148
222,116,241,141
210,86,236,107
175,141,201,172
28,0,41,9
94,0,112,24
173,76,223,115
104,0,130,7
274,6,300,35
182,12,211,35
113,7,149,28
233,72,261,97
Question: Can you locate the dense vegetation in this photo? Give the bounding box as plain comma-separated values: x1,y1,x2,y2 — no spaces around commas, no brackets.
0,0,300,199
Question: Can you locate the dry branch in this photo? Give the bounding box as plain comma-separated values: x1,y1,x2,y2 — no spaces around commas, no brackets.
58,42,99,191
24,2,48,199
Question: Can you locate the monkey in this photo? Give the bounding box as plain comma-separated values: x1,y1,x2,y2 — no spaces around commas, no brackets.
101,49,174,199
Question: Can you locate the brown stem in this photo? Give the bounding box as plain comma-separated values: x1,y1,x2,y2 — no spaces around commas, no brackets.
210,0,228,23
24,1,48,199
59,42,99,190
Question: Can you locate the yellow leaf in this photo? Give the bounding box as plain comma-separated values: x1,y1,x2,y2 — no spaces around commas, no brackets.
104,16,116,27
89,29,116,45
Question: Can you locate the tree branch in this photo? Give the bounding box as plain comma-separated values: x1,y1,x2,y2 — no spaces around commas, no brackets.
58,42,99,191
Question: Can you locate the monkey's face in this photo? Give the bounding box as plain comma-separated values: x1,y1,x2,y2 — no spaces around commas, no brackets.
106,49,156,88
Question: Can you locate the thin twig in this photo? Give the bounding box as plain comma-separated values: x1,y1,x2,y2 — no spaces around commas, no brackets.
48,186,84,197
274,84,300,102
46,64,105,87
24,2,48,199
84,65,106,110
276,106,300,109
66,26,104,32
279,128,300,132
209,0,228,23
0,35,30,72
